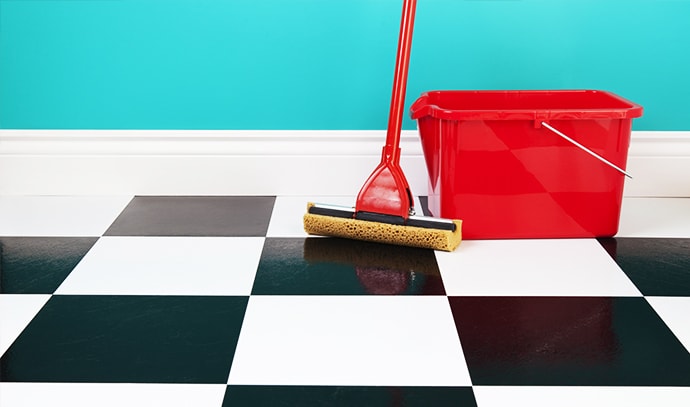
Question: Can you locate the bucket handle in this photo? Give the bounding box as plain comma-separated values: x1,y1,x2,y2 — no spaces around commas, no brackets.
541,122,632,179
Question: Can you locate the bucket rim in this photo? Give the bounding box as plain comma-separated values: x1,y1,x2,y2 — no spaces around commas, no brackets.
409,89,643,121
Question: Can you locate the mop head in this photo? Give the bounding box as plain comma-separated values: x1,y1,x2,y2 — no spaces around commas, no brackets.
303,202,462,252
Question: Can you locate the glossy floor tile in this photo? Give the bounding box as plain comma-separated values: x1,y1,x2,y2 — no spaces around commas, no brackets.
0,237,98,294
0,195,689,406
472,386,690,407
1,295,248,383
0,295,50,356
223,385,478,407
104,196,275,236
436,238,640,297
599,237,690,296
449,296,690,386
646,296,690,352
55,236,264,296
0,196,132,237
228,295,470,386
0,383,227,407
252,237,444,295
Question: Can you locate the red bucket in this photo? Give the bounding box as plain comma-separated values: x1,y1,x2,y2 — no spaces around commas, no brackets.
410,90,643,239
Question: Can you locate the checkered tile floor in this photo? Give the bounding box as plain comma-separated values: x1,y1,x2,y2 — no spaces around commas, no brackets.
1,195,689,406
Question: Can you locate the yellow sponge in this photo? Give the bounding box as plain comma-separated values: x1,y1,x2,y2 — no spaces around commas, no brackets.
303,202,462,252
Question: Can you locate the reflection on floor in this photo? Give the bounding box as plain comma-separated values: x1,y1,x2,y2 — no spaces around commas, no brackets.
1,195,689,406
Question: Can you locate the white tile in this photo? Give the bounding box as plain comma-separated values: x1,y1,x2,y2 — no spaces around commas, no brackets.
473,386,690,407
436,239,641,297
0,196,132,236
0,383,226,407
55,236,264,296
618,197,690,238
647,296,690,353
267,196,356,237
0,294,51,356
228,295,470,386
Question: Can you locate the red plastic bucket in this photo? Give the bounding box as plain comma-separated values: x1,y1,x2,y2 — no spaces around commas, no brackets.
410,90,643,239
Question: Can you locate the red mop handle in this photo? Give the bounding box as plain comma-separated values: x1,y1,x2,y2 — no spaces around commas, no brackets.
355,0,418,219
384,0,417,165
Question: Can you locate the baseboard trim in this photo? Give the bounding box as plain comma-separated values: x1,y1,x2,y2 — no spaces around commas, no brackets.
1,130,688,197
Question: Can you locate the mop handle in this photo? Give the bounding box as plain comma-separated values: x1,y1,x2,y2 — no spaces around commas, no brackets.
384,0,417,165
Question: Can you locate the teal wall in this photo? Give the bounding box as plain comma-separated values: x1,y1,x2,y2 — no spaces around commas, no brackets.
1,0,688,130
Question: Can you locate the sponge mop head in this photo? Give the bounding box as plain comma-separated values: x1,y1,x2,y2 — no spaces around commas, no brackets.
303,202,462,252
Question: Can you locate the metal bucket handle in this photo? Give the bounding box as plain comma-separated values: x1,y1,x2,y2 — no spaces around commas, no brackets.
541,122,632,179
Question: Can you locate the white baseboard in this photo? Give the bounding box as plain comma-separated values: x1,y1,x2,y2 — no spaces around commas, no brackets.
1,129,688,197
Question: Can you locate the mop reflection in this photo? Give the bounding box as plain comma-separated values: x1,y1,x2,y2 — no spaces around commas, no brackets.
302,237,444,295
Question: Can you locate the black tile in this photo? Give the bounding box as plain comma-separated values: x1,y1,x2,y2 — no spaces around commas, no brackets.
0,295,248,383
599,237,690,296
223,385,477,407
0,237,98,294
104,196,275,236
449,296,690,386
252,238,445,295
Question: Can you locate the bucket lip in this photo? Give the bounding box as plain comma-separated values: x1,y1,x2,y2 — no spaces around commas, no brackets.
410,89,644,121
